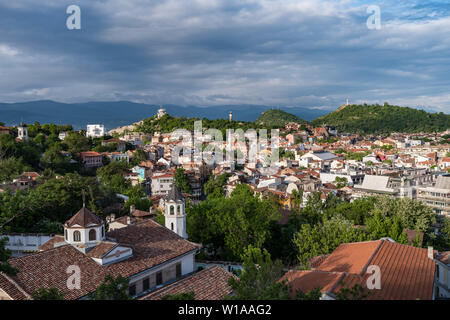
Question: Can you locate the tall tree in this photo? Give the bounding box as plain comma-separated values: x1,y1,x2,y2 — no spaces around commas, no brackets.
0,237,17,275
227,246,290,300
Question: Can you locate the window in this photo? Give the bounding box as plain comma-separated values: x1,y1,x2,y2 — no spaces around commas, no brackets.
129,284,136,297
73,231,81,242
176,263,182,278
170,205,175,215
143,278,150,291
65,229,68,241
156,271,163,285
89,229,96,241
171,223,174,231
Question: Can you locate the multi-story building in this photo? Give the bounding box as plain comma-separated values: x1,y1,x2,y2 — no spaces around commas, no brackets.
434,251,450,299
417,175,450,217
86,124,105,138
151,172,174,196
80,151,103,168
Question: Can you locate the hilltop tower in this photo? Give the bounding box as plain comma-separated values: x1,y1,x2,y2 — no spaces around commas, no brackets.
157,106,167,119
229,111,233,122
164,184,187,239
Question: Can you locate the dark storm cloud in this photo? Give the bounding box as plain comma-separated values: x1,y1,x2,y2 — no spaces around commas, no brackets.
0,0,449,112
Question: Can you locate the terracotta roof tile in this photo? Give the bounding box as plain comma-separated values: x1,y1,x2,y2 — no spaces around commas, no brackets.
316,241,382,275
64,207,104,228
281,270,344,298
38,235,65,251
141,266,234,300
284,240,436,300
0,273,30,300
5,220,199,300
86,241,119,259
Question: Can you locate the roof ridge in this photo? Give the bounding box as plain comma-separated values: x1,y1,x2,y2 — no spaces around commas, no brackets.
0,272,32,300
143,266,232,299
359,240,385,276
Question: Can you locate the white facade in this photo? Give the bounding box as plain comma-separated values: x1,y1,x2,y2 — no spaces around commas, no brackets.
0,234,53,256
164,200,187,239
17,125,28,141
86,124,105,138
64,223,105,248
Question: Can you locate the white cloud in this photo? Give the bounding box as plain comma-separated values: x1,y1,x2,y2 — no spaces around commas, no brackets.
0,44,19,56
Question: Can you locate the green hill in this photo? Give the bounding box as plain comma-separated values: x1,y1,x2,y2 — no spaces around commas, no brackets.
311,103,450,134
255,109,307,127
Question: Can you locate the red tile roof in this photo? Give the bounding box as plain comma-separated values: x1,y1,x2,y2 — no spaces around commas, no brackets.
38,235,65,251
316,241,381,275
64,207,104,228
282,270,344,296
85,241,119,259
80,151,102,157
141,266,235,300
4,220,200,300
282,240,436,300
0,273,31,300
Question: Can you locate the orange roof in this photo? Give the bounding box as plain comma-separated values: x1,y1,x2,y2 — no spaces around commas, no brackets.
80,151,102,157
316,241,381,275
283,240,436,300
281,270,343,297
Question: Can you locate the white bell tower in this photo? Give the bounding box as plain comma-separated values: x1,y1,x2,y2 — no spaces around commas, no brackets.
164,184,188,239
17,122,28,141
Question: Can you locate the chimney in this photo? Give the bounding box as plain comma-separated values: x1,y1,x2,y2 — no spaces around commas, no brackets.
110,213,115,222
427,246,434,260
130,205,136,215
127,216,132,225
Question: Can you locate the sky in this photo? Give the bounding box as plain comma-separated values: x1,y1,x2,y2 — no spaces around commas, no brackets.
0,0,449,113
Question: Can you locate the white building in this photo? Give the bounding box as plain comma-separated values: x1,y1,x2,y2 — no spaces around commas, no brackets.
434,251,450,299
164,184,188,239
151,172,174,196
86,124,105,138
0,205,200,300
17,122,28,142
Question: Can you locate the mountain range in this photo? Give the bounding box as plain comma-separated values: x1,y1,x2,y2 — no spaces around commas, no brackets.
0,100,327,130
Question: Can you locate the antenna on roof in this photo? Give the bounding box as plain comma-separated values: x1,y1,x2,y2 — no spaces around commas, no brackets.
82,190,86,208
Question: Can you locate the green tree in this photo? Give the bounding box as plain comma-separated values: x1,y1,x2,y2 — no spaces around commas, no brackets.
203,173,230,198
174,168,193,194
64,132,90,154
293,216,366,268
187,184,278,261
227,246,290,300
130,149,147,166
32,287,64,300
334,177,348,189
0,237,17,275
40,144,72,174
0,157,32,183
296,287,322,300
335,283,369,300
90,275,131,300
